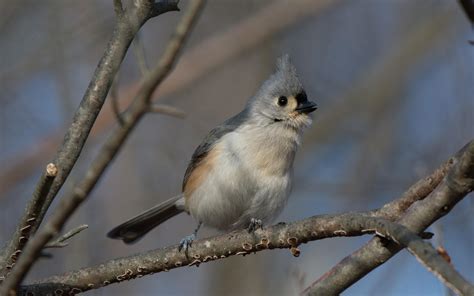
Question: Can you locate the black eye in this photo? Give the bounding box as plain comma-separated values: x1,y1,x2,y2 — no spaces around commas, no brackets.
277,96,288,107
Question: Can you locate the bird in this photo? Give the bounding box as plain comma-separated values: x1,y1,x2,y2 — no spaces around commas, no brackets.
107,55,317,251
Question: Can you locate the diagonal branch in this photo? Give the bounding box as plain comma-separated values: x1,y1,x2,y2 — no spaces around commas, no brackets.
303,140,474,295
0,0,179,278
0,163,57,280
0,0,338,200
0,0,204,294
356,219,473,295
17,139,474,295
147,104,186,118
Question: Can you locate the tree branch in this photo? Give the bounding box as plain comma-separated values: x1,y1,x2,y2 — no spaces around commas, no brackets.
110,70,125,126
371,221,472,295
132,32,150,76
331,218,473,296
113,0,125,19
147,104,186,118
18,214,472,295
16,139,474,295
0,0,338,200
0,163,57,282
303,140,474,295
0,1,204,294
13,213,405,295
0,0,179,278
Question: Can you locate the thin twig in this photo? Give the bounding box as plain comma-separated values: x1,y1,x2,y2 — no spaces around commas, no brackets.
0,1,204,294
148,104,186,118
132,32,150,76
44,225,88,249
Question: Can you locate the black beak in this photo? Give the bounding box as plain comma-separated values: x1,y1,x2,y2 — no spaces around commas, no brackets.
295,101,317,114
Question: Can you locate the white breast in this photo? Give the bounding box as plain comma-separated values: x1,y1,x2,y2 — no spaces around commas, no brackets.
187,123,301,230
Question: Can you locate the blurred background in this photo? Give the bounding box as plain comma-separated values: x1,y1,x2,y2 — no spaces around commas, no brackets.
0,0,473,295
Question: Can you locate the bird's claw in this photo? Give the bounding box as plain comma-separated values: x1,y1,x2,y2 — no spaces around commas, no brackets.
248,218,263,233
178,234,195,253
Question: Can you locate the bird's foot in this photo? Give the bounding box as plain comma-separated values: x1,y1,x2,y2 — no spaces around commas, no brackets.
247,218,263,233
178,222,202,253
178,234,195,253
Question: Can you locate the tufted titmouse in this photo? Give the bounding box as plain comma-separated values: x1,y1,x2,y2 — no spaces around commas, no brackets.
108,55,317,251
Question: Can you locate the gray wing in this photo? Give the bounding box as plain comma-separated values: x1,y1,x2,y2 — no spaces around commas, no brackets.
182,110,248,191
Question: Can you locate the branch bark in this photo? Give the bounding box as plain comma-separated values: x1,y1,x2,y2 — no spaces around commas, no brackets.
356,219,473,296
0,1,204,294
17,139,474,295
303,140,474,295
17,214,471,295
0,0,338,199
0,0,179,278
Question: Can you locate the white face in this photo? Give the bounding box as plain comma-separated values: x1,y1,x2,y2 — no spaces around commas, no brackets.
260,90,316,131
272,95,312,129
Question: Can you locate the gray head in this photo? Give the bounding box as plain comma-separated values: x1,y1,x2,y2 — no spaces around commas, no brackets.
248,55,317,130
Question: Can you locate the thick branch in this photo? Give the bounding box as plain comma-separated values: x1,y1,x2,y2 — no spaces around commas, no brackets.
0,1,204,294
0,164,57,281
14,213,402,294
18,211,473,295
15,140,472,295
350,219,473,295
0,0,179,277
371,158,453,220
14,141,470,295
304,140,474,295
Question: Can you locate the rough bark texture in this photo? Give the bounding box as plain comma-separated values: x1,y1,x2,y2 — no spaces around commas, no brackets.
304,141,474,295
17,140,474,295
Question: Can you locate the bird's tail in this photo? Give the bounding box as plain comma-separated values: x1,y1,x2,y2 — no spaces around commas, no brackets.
107,195,185,244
